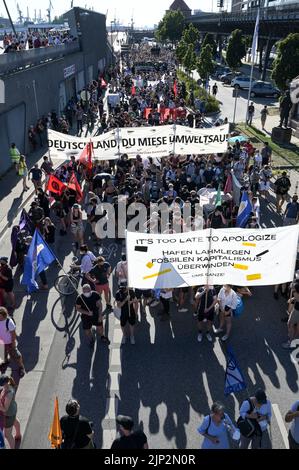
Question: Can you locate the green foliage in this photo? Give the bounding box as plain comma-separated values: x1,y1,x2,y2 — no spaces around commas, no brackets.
226,29,246,70
181,24,199,46
201,33,217,57
271,33,299,91
176,40,188,62
196,44,214,80
156,10,185,43
183,43,197,74
177,70,220,113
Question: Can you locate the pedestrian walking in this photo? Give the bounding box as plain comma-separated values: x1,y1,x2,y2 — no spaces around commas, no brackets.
75,284,110,348
285,400,299,449
60,399,94,449
87,256,112,311
283,194,299,226
159,288,173,321
115,254,128,287
111,415,148,449
29,164,42,194
238,389,272,449
0,375,21,449
0,307,25,378
194,285,217,343
247,102,255,125
260,105,268,130
212,83,218,97
9,143,20,174
0,258,15,312
115,281,138,345
198,402,238,449
282,282,299,349
214,285,238,341
274,171,291,213
70,204,85,250
18,155,29,192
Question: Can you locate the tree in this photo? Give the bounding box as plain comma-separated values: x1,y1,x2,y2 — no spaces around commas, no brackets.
183,43,197,75
226,29,246,70
272,33,299,91
181,24,199,46
196,44,215,80
201,33,217,57
176,40,188,63
155,10,185,44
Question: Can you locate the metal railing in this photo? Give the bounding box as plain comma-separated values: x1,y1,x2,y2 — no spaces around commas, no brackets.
0,41,80,76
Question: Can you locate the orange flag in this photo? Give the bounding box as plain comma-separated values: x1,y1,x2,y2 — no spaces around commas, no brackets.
48,397,62,448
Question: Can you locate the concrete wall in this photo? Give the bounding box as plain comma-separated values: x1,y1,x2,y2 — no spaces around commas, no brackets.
0,7,109,176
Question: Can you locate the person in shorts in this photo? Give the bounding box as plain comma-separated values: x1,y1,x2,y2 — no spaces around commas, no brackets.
115,282,138,345
0,375,21,449
75,284,110,347
87,256,112,310
274,172,291,213
194,285,217,343
0,307,25,377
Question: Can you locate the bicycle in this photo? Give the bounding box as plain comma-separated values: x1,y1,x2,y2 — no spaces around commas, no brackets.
54,257,83,296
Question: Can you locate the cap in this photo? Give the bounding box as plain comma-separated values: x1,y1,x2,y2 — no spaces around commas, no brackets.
119,281,128,288
0,257,8,263
0,375,10,387
116,415,134,430
255,389,267,404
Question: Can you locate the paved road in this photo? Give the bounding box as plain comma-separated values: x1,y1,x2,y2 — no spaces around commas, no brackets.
18,184,299,449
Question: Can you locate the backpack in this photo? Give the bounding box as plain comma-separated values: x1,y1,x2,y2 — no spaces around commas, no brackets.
237,399,262,438
6,317,16,332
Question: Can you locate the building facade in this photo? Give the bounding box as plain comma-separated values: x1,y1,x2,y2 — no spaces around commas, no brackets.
0,7,109,175
168,0,192,18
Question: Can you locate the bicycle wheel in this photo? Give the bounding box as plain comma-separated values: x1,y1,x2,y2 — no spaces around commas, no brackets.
54,275,79,296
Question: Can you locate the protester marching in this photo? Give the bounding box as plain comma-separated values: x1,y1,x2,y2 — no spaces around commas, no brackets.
0,33,298,452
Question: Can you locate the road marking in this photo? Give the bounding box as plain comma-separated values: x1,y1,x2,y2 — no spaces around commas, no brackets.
111,348,121,367
102,429,116,449
105,397,119,420
272,403,289,449
113,328,123,344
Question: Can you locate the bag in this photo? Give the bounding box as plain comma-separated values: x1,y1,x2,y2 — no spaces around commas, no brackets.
237,399,262,438
113,303,122,320
233,296,244,318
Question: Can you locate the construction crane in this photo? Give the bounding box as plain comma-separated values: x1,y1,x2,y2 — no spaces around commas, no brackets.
26,6,30,22
47,0,53,23
16,3,23,24
38,9,42,23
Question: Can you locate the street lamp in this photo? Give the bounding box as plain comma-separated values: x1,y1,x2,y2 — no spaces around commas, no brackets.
110,20,115,64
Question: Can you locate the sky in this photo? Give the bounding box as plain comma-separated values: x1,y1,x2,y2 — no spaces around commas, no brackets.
1,0,230,28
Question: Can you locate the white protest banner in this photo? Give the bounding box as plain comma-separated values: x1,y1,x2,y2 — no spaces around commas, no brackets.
48,124,229,159
127,225,299,289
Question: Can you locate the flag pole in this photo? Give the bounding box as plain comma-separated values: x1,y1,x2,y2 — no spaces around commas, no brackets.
245,8,259,129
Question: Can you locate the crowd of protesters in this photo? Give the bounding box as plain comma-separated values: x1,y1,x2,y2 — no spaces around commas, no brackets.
0,43,299,449
1,30,77,54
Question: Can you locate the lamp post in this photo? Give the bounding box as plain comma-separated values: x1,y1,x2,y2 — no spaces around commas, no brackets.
232,87,239,124
110,20,115,65
2,0,17,36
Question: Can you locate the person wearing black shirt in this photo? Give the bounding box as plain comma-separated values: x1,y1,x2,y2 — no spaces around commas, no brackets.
43,217,56,247
207,207,226,229
75,284,110,347
115,282,138,345
60,399,94,449
0,257,15,310
111,415,148,449
194,285,217,343
29,164,42,193
87,256,112,310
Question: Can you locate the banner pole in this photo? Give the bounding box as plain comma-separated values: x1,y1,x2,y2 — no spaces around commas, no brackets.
205,227,213,309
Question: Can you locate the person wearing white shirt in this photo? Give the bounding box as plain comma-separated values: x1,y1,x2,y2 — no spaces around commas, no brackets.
73,245,96,286
214,285,238,341
115,254,128,287
239,389,272,449
253,150,262,169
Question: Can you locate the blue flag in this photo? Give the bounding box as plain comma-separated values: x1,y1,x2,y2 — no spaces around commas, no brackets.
236,191,252,228
224,346,247,396
22,230,56,293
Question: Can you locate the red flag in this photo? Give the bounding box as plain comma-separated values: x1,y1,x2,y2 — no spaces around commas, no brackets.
68,173,83,202
79,143,93,171
131,85,136,96
46,175,67,196
101,78,107,88
224,173,233,194
173,80,178,97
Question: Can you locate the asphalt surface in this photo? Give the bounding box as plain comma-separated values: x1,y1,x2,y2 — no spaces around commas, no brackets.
19,187,299,450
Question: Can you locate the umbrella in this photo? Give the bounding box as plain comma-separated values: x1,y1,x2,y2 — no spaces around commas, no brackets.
228,135,249,144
